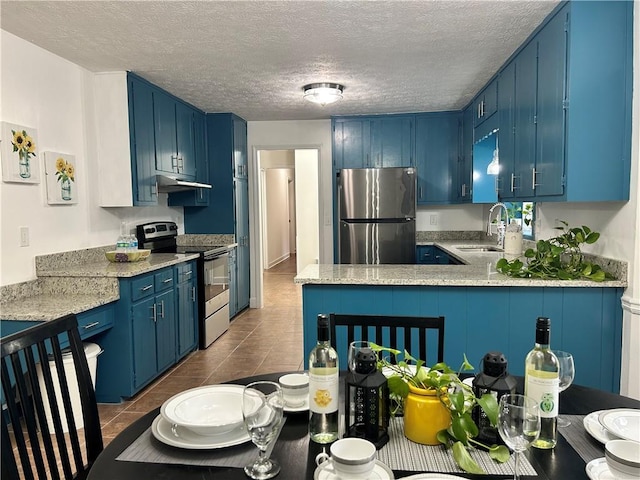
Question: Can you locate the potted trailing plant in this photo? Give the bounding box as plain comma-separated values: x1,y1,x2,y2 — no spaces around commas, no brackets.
371,345,510,474
496,221,614,281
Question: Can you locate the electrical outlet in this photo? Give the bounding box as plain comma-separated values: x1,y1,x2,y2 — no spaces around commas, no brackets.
429,214,438,226
19,226,29,247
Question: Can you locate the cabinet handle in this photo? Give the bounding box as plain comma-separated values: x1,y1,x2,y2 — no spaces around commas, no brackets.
532,168,539,190
159,300,165,319
151,303,157,323
481,100,485,117
171,155,178,170
461,184,466,197
163,278,173,284
141,284,153,292
152,181,158,196
83,321,100,330
418,186,422,199
510,174,516,192
184,270,192,278
178,157,184,173
191,286,196,301
494,176,499,193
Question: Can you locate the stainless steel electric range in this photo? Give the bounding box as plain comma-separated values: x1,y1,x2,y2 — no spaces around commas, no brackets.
136,221,231,349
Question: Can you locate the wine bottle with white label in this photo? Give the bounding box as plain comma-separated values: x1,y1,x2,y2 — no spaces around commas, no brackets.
308,314,339,444
524,317,559,449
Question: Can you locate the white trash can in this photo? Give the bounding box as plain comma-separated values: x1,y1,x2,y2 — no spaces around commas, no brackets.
36,342,102,433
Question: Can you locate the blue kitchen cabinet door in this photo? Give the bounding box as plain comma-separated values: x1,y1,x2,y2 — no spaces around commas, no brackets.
128,75,157,205
176,263,197,358
235,176,250,312
497,60,516,200
514,40,538,199
534,8,566,198
153,90,178,175
228,247,238,318
175,102,196,180
415,112,459,205
168,110,209,206
234,116,248,179
155,288,177,372
332,118,371,169
455,105,473,203
416,245,434,264
472,78,498,127
131,296,158,390
369,116,414,168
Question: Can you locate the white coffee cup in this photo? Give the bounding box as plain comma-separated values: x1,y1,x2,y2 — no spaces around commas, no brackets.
278,373,309,408
315,437,376,479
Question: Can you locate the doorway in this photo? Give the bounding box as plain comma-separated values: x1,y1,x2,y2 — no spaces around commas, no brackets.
256,148,320,306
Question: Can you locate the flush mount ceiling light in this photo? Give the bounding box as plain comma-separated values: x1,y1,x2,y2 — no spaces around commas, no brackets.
303,83,344,106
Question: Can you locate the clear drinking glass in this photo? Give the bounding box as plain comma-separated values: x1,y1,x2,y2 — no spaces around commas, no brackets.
553,350,575,427
242,381,284,480
348,341,371,372
498,394,541,480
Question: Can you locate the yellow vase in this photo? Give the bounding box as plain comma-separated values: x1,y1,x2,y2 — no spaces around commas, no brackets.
403,384,451,445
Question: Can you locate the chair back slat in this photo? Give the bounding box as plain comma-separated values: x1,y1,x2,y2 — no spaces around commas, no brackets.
329,314,445,367
1,314,103,479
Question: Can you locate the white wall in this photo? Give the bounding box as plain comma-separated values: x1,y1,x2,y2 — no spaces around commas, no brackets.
264,168,293,268
295,149,320,274
0,31,183,286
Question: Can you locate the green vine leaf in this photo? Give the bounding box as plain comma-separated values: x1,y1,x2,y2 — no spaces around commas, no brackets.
452,441,485,474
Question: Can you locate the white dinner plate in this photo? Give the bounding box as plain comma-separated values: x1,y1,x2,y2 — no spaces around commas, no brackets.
586,457,639,480
313,460,394,480
584,411,620,444
151,414,250,449
399,474,468,479
598,409,640,443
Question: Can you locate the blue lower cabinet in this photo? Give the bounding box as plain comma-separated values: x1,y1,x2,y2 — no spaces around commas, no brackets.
416,246,462,265
95,261,197,403
301,284,623,393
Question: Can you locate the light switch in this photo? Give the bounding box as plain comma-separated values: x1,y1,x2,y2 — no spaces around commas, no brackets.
19,226,29,247
430,214,438,226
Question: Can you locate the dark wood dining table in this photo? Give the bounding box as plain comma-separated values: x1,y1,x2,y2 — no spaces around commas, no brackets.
87,372,640,480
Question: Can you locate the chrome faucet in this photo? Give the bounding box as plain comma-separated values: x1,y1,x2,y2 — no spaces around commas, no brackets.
488,203,510,248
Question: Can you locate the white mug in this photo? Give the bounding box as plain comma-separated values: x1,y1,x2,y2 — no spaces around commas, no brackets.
278,373,309,408
315,437,376,479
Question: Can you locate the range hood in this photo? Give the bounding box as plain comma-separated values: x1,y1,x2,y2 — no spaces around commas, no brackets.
156,175,212,193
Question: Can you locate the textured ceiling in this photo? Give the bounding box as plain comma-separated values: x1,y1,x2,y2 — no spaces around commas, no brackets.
1,1,559,121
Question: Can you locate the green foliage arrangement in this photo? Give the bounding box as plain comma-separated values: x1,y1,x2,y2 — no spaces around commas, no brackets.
371,345,510,474
496,221,614,282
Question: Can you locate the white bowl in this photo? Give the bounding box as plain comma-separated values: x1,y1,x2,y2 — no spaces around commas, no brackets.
160,385,246,436
605,439,640,477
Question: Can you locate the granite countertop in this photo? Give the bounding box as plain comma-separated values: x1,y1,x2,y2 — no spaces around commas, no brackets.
36,253,200,278
295,241,628,288
1,294,119,322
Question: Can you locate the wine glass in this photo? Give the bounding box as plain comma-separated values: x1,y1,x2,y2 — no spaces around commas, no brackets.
242,381,284,480
554,350,575,427
498,394,541,480
348,341,371,372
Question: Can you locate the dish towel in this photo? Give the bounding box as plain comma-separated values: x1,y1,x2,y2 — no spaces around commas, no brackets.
376,417,537,476
116,417,286,468
557,414,604,464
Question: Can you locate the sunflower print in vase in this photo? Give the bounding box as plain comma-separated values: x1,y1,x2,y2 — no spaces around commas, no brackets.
55,157,75,201
11,129,36,178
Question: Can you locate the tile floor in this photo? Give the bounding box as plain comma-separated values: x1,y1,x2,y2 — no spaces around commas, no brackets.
97,255,303,446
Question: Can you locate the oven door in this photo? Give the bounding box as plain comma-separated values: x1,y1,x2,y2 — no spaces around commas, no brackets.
202,253,230,347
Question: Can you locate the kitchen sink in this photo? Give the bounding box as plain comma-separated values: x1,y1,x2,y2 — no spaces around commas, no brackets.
455,245,504,252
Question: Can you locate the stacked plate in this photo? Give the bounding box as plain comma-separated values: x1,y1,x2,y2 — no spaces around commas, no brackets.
151,385,253,449
584,408,640,480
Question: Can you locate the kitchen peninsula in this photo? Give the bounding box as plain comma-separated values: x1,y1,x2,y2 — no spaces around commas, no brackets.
295,241,627,394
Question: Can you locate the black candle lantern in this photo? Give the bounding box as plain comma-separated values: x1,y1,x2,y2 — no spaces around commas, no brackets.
472,351,518,444
344,348,390,449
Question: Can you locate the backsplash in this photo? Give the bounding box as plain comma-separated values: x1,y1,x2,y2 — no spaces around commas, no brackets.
176,234,236,247
35,245,113,273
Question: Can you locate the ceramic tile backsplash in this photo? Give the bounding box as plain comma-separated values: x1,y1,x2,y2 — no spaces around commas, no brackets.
176,234,236,247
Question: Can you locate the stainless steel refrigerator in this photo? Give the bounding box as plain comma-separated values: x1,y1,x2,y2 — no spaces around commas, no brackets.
338,167,416,264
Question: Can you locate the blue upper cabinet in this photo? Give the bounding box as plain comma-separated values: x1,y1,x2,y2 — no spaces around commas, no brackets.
415,112,460,205
455,105,473,203
127,75,157,205
472,78,498,127
492,1,632,202
175,102,196,179
369,116,414,168
332,115,414,170
153,90,178,175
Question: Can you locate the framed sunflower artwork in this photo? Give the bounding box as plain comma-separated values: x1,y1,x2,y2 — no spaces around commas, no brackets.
1,122,41,184
44,151,78,204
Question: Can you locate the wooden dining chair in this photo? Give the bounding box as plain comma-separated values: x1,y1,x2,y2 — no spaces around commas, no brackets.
1,314,103,480
329,313,445,365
